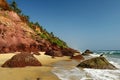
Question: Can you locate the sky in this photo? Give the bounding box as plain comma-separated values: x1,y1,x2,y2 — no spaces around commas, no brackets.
7,0,120,51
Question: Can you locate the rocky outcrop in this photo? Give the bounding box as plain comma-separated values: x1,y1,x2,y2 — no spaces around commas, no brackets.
45,50,63,57
77,57,117,69
32,52,40,55
0,10,40,53
0,0,82,58
82,49,93,55
45,48,80,57
2,52,41,67
61,48,79,56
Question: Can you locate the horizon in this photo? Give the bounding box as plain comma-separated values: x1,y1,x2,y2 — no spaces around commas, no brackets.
7,0,120,51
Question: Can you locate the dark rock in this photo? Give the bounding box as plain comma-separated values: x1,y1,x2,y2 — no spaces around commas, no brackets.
1,47,9,53
45,50,63,57
54,50,63,57
33,52,40,55
36,78,40,80
82,49,93,55
61,48,79,56
77,57,117,69
45,50,54,56
2,52,42,67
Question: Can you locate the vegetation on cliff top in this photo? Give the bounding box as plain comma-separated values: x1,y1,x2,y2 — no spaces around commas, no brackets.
9,1,68,48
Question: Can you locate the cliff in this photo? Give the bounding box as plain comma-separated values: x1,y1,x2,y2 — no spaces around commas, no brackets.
0,0,79,56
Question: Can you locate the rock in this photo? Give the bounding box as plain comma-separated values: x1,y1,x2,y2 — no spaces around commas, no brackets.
2,52,42,67
45,50,54,56
71,55,84,60
0,13,40,53
53,50,63,57
1,47,9,53
77,57,117,69
32,52,40,55
45,50,63,57
61,48,79,56
82,49,93,55
45,48,80,57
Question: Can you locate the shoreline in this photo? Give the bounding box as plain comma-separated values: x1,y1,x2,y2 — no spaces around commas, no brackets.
0,52,71,80
0,52,119,80
52,54,120,80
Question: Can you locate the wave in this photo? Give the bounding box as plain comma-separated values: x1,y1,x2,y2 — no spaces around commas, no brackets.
89,53,100,57
52,67,120,80
52,59,120,80
84,68,120,80
52,50,120,80
109,61,120,69
52,52,120,80
94,50,120,55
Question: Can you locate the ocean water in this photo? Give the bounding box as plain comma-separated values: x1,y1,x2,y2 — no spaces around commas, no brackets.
52,50,120,80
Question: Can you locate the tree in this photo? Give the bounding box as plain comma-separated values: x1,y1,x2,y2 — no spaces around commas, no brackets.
10,1,21,14
34,22,40,27
50,32,54,37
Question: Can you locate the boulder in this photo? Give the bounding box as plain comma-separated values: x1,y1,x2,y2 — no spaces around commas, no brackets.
61,48,79,56
45,50,63,57
53,50,63,57
1,47,9,53
77,57,117,69
82,49,93,55
2,52,42,67
32,52,40,55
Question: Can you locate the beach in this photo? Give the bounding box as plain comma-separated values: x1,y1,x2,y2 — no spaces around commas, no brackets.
0,51,120,80
0,52,71,80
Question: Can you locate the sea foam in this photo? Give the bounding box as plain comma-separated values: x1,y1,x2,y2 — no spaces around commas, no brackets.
52,67,91,80
84,68,120,80
52,67,120,80
52,51,120,80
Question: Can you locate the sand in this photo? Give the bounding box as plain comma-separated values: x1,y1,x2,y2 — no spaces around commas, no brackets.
0,52,71,80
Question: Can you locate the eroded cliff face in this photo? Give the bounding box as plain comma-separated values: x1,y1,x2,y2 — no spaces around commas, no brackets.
0,0,54,53
0,0,10,10
0,10,39,52
0,0,80,58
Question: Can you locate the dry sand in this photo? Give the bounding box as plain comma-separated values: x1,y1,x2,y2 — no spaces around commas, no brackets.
0,52,71,80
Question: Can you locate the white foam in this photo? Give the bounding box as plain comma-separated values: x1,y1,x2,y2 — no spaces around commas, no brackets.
52,67,120,80
89,53,100,57
84,68,120,80
106,56,120,69
52,52,120,80
109,51,115,54
109,61,120,69
52,67,89,80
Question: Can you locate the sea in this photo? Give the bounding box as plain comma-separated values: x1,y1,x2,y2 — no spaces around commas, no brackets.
52,50,120,80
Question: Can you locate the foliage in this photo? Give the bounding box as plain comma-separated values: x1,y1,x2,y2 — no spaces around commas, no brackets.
28,21,68,48
50,37,68,48
8,1,68,48
9,1,21,14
